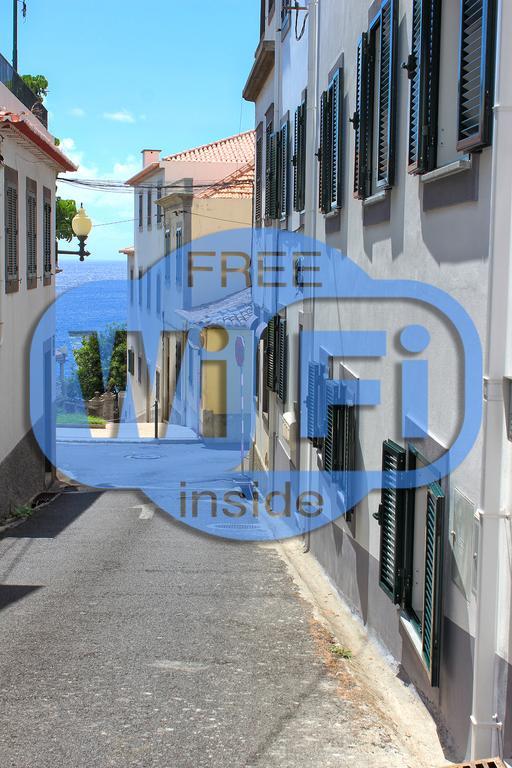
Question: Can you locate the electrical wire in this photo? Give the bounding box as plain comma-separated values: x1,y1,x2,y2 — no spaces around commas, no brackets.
58,177,254,194
295,0,309,40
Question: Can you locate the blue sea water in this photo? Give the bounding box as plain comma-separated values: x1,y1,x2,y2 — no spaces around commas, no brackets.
56,258,127,377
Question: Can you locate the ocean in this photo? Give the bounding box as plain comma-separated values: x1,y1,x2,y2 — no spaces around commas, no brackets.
56,258,128,377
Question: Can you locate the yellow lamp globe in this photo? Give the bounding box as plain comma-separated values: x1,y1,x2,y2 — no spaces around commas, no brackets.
72,205,93,238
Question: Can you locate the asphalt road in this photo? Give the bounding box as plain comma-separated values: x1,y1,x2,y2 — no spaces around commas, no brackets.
0,489,408,768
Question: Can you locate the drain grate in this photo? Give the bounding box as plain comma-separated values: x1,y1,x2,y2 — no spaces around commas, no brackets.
31,492,59,508
211,522,262,531
443,759,506,768
125,453,162,461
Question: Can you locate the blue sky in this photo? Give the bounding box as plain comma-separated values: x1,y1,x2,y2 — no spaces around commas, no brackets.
1,0,258,259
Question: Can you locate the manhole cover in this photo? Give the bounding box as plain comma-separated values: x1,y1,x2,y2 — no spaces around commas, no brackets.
125,453,162,460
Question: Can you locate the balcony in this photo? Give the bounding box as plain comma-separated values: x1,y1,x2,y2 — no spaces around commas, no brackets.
0,52,48,128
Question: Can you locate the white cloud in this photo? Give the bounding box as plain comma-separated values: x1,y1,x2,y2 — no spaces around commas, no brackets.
103,109,135,124
70,107,85,118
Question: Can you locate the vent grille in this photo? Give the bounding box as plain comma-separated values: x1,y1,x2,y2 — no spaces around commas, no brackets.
443,759,506,768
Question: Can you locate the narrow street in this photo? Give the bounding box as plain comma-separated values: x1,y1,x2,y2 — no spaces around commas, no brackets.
0,490,442,768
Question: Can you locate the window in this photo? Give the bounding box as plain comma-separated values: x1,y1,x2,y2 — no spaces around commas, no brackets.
405,0,496,174
376,440,445,686
176,227,183,287
26,178,37,289
164,228,171,284
128,349,135,375
5,167,18,294
255,129,263,224
265,315,287,403
278,120,289,221
265,121,278,220
137,355,142,384
146,271,151,311
319,70,343,213
156,273,162,315
43,187,52,285
138,192,143,228
352,0,398,199
138,268,143,307
281,0,290,32
156,184,163,225
155,370,160,402
293,97,307,213
147,189,152,228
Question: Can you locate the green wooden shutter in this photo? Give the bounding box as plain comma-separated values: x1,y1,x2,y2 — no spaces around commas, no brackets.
376,0,398,188
266,316,276,391
43,198,52,278
329,68,343,209
306,362,323,444
269,132,278,219
255,135,263,223
293,100,307,213
457,0,496,153
265,123,273,219
319,89,331,213
377,440,406,603
324,381,343,475
340,393,357,520
422,482,444,686
277,318,287,402
405,0,441,174
279,121,289,220
352,33,370,199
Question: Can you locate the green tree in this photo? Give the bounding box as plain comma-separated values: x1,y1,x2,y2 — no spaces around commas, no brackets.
21,74,48,102
73,325,127,401
56,198,77,242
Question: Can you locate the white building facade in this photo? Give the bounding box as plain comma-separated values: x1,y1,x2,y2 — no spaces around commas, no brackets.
244,0,512,762
0,75,76,518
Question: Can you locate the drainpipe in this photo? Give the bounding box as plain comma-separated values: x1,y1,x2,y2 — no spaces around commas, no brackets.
302,0,319,552
470,0,512,758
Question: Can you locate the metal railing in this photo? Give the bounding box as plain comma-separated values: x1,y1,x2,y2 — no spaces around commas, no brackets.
0,52,48,128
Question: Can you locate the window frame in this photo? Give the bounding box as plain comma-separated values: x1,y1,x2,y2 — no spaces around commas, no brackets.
4,166,19,294
319,69,344,214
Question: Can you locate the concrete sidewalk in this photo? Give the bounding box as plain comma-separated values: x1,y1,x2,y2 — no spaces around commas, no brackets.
57,423,199,443
0,490,448,767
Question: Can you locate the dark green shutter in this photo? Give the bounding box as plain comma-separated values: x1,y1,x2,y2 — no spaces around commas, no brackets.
457,0,496,153
352,33,370,199
324,381,342,475
269,132,278,219
422,482,444,686
306,362,323,444
377,440,406,603
376,0,398,188
277,318,287,402
5,181,18,292
43,200,52,277
265,123,273,219
294,99,307,212
266,317,276,391
406,0,441,174
319,89,331,213
329,68,343,209
340,392,357,520
26,186,37,287
255,135,263,223
279,121,289,220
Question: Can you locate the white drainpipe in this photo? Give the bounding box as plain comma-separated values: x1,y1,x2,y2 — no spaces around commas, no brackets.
470,0,512,758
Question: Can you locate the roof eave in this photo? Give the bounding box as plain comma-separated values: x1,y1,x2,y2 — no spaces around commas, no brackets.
243,41,275,103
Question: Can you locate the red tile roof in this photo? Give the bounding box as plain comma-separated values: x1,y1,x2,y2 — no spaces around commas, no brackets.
163,130,255,164
0,111,77,172
196,162,254,199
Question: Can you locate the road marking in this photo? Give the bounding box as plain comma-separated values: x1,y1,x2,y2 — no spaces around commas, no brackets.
138,505,155,520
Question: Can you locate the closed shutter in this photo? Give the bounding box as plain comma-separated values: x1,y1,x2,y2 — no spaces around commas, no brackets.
279,121,289,220
329,68,343,209
406,0,442,174
377,440,406,603
147,190,152,228
293,100,307,213
376,0,398,188
324,381,343,475
265,123,273,219
340,391,357,520
26,183,37,288
306,362,324,444
266,316,276,391
457,0,496,153
255,134,263,223
138,193,143,228
156,185,163,224
277,317,287,402
422,482,444,686
352,33,370,199
319,89,331,213
43,192,52,281
269,132,278,219
5,172,18,293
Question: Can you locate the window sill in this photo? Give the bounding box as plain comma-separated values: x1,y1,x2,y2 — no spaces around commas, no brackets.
324,206,341,219
399,612,423,660
420,155,472,184
362,189,388,207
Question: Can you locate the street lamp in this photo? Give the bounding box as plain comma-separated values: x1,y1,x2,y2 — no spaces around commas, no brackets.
57,204,93,262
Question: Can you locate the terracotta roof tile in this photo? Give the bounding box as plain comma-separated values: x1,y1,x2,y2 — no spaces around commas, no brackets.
163,130,255,164
196,162,254,199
